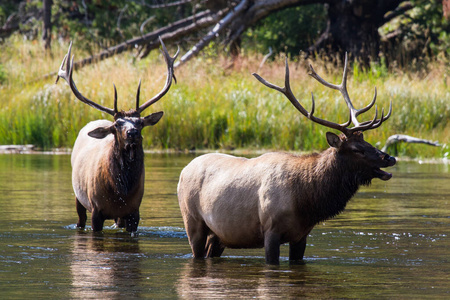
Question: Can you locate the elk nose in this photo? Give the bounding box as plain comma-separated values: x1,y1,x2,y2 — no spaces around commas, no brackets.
384,154,396,165
127,129,139,139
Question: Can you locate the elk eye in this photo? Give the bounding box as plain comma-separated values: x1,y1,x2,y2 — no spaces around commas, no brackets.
352,149,365,155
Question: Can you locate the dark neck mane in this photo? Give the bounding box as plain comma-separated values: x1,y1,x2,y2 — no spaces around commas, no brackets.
109,140,144,196
294,148,364,226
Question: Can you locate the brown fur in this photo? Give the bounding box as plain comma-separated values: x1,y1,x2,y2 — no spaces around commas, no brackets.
56,39,177,235
177,132,396,264
72,110,163,234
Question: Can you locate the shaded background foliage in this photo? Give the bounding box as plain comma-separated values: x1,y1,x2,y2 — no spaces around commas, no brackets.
380,0,450,66
242,4,328,58
1,0,448,64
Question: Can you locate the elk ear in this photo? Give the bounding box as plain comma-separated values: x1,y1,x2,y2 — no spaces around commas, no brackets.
326,132,342,148
88,126,114,139
143,111,164,127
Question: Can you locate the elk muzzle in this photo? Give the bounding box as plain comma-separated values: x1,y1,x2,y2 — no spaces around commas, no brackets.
374,153,396,181
126,128,140,141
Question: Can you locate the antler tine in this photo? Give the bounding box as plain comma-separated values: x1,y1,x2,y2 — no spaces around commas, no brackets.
309,93,354,133
138,37,179,114
255,54,394,137
358,99,392,128
348,106,379,134
368,108,385,130
355,87,377,117
309,52,376,128
384,99,393,120
253,57,309,118
55,42,115,116
309,52,394,134
253,57,351,134
113,84,118,114
308,64,341,91
308,53,360,127
135,79,142,111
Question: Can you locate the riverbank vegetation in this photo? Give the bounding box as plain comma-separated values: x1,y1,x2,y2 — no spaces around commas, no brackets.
0,38,448,158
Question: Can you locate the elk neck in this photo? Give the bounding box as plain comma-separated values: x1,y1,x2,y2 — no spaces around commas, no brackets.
292,147,363,225
107,135,145,196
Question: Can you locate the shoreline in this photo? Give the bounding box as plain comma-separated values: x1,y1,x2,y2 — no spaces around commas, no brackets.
0,144,448,164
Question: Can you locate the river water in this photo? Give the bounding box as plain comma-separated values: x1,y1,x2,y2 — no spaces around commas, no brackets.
0,153,448,299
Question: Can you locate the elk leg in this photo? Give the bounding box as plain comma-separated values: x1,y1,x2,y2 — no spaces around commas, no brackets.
205,234,225,258
76,198,87,228
115,217,125,228
264,231,281,265
186,219,208,258
289,236,308,261
91,209,105,232
124,210,140,233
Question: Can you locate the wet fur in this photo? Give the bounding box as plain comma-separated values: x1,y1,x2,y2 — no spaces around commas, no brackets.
72,118,145,233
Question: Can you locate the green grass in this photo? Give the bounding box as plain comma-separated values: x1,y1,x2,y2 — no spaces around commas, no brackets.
0,38,449,159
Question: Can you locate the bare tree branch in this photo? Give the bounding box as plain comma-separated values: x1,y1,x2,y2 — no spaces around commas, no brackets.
257,47,273,72
35,0,414,82
137,0,193,9
174,0,249,68
139,8,228,59
381,134,441,153
40,10,216,81
140,16,156,35
1,13,20,38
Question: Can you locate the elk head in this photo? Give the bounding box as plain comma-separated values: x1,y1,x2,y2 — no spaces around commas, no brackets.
253,53,396,183
56,38,179,158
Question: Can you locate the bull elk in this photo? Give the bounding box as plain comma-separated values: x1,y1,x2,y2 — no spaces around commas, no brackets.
56,38,178,235
177,54,396,264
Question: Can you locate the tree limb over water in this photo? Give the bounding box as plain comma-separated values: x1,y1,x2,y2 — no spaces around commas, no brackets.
381,134,441,155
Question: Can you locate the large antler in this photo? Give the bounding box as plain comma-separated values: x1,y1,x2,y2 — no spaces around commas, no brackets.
252,54,392,137
136,37,179,114
308,53,392,134
56,42,117,116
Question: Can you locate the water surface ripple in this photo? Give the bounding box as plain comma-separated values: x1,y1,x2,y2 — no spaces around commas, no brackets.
0,154,448,298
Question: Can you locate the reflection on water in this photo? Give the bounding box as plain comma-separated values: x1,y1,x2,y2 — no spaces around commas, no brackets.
70,233,142,299
0,153,448,298
177,259,322,299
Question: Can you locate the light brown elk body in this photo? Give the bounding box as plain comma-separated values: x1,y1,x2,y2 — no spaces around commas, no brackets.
177,55,396,264
56,38,178,234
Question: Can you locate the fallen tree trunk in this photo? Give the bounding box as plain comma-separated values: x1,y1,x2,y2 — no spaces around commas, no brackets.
0,145,35,153
40,9,223,81
37,0,412,81
381,134,441,155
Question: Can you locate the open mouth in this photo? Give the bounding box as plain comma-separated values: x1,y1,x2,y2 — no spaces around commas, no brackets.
125,143,137,151
373,168,392,181
124,143,138,161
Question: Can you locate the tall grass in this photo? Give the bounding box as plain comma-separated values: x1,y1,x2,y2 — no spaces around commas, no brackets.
0,38,449,159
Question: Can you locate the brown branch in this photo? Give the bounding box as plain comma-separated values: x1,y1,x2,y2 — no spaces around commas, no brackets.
224,0,326,50
38,10,215,81
174,0,250,68
305,19,330,56
0,14,20,38
137,0,193,9
139,8,228,59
